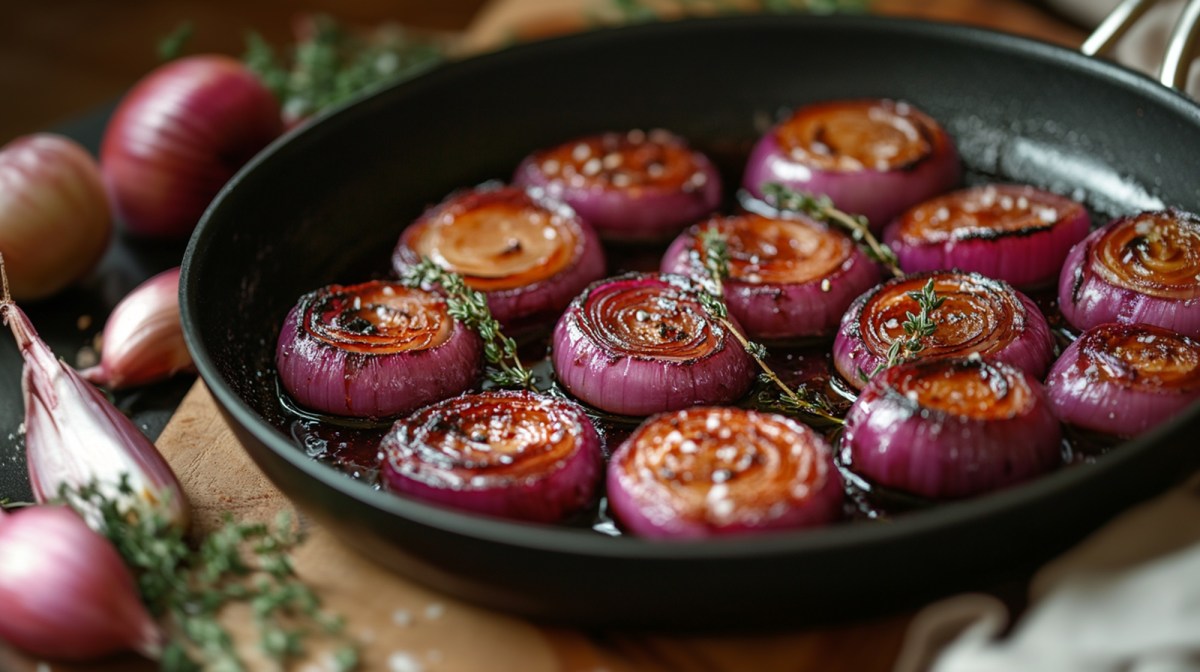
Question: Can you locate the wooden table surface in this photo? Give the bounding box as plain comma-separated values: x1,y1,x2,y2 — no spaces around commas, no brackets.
0,1,1094,671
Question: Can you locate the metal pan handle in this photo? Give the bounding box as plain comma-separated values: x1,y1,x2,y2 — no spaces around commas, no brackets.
1081,0,1200,90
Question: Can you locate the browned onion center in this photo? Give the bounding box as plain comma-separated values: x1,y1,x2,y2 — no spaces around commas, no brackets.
860,272,1026,360
405,188,579,291
894,185,1080,245
530,129,708,192
887,359,1033,420
1076,323,1200,392
578,275,725,361
1091,211,1200,300
775,99,939,172
306,281,451,355
404,392,582,476
615,407,828,525
693,214,853,285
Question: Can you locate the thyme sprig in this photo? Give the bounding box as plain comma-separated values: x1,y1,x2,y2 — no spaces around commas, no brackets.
695,228,842,426
62,477,357,672
761,182,902,277
401,257,536,391
862,277,946,380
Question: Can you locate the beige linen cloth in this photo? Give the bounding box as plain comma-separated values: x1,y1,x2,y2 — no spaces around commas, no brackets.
894,472,1200,671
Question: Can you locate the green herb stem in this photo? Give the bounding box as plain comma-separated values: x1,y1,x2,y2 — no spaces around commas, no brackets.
761,182,903,277
862,277,945,379
400,257,536,391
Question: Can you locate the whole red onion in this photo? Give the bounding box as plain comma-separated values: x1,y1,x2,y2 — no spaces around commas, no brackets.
0,506,161,661
743,99,960,231
101,55,282,239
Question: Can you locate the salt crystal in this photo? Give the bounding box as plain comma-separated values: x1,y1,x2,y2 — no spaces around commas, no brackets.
392,608,413,627
388,651,425,672
424,602,445,620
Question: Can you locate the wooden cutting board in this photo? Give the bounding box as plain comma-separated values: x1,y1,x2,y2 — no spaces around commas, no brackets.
1,1,1089,670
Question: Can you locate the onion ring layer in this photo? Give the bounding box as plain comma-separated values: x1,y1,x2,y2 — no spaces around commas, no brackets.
1059,209,1200,338
1046,322,1200,437
607,407,843,538
276,281,481,418
885,184,1091,288
514,129,722,242
833,271,1055,389
393,184,605,332
380,390,603,523
743,99,960,230
842,358,1062,499
552,273,755,416
661,212,881,340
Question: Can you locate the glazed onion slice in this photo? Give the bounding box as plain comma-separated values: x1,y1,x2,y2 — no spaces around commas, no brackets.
1046,323,1200,437
1059,209,1200,338
884,184,1091,289
513,129,722,242
552,273,755,416
276,281,481,418
607,407,843,538
392,185,605,332
742,99,960,231
379,390,603,523
842,358,1062,499
833,271,1054,390
660,213,881,340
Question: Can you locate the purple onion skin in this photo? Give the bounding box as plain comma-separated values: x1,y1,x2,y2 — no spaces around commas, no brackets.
1058,213,1200,339
606,407,844,539
513,130,722,243
275,287,482,419
883,184,1092,290
742,102,961,232
842,359,1063,500
551,274,755,417
1045,323,1200,437
392,185,607,333
833,272,1056,390
379,391,603,523
660,219,881,341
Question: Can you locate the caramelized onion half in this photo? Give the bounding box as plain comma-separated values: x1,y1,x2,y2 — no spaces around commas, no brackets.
1046,323,1200,437
393,185,605,332
743,99,960,230
833,271,1054,389
1059,210,1200,338
276,281,481,418
884,184,1091,288
607,407,843,538
842,358,1062,499
552,273,754,416
379,390,603,523
660,213,881,340
513,129,722,242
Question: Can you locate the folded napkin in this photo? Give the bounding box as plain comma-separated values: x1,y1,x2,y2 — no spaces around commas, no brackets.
894,473,1200,672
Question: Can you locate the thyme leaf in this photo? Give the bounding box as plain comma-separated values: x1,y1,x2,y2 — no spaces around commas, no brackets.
61,476,358,671
761,182,902,277
862,277,945,379
400,257,536,391
695,227,843,426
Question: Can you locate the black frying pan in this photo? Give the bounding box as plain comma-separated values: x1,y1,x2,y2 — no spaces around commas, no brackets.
181,14,1200,628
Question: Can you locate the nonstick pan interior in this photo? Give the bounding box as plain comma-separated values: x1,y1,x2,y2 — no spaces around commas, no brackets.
182,14,1200,627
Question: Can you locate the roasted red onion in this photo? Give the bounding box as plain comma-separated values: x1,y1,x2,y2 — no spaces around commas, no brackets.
1046,323,1200,437
552,273,754,416
661,212,881,340
1058,210,1200,338
742,99,960,231
884,184,1091,288
513,129,722,242
607,407,843,538
393,185,605,332
842,358,1062,499
833,271,1055,389
379,390,603,523
276,280,481,418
